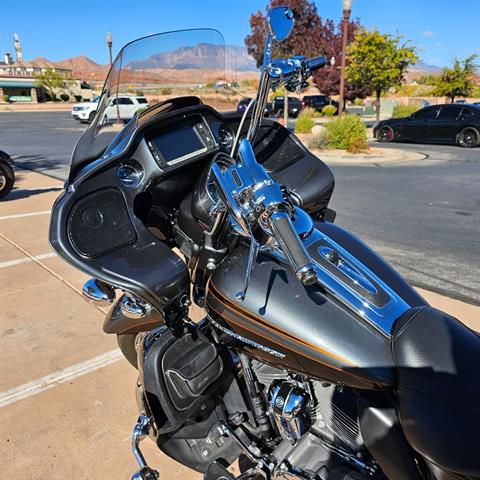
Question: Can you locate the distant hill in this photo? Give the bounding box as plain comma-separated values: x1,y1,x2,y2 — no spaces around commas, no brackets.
409,60,443,73
126,44,257,72
35,44,257,82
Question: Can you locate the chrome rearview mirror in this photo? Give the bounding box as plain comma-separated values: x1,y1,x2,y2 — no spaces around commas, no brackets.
267,6,294,42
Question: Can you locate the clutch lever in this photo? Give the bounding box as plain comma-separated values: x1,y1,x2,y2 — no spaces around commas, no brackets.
236,235,259,301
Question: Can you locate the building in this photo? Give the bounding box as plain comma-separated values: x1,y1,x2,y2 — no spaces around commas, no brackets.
0,33,90,102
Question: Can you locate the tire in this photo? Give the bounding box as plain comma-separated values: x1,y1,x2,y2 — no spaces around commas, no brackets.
0,161,15,200
457,127,479,148
87,111,96,124
377,125,394,142
117,333,138,369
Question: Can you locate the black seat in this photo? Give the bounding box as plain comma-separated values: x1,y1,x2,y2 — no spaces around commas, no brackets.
392,306,480,479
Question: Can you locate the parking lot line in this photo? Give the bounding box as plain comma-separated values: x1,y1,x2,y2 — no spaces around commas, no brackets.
0,251,56,268
0,210,51,220
0,349,123,408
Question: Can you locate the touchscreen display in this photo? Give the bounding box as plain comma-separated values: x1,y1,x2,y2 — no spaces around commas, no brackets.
152,125,205,164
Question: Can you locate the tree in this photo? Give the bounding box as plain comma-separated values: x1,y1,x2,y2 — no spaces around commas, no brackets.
432,55,478,103
346,28,417,120
34,69,71,102
244,0,370,102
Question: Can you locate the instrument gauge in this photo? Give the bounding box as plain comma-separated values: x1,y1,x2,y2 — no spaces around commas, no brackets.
218,125,234,150
117,161,144,188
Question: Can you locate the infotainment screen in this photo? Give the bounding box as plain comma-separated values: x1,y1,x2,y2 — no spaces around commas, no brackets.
151,124,207,165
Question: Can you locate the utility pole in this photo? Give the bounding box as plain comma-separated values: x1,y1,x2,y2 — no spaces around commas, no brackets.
338,0,352,116
106,31,121,125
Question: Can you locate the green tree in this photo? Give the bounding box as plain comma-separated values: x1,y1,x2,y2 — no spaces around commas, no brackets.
34,69,71,102
346,28,417,120
432,55,478,103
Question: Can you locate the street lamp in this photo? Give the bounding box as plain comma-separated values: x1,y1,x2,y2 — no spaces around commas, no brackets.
338,0,352,116
107,31,113,66
106,31,121,126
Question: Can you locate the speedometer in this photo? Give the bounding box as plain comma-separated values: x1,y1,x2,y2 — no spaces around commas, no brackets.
218,125,234,150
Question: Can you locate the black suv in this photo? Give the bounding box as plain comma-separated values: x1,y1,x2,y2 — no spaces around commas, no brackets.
269,96,302,118
302,95,338,113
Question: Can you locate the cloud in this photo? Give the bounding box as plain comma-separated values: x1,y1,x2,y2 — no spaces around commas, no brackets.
433,42,443,48
423,30,435,37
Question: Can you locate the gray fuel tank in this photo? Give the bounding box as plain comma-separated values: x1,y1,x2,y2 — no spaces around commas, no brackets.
206,222,427,390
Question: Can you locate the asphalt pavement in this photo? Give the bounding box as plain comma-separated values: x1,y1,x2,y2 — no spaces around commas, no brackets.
0,111,478,303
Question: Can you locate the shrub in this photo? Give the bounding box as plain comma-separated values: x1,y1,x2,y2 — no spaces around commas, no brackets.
3,94,10,102
347,136,369,153
392,104,420,118
135,90,144,96
161,88,172,95
324,114,367,151
295,117,315,134
353,97,365,106
322,104,337,116
299,106,316,118
308,129,331,150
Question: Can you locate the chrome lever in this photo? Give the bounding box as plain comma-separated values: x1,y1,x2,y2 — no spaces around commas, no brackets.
236,235,259,301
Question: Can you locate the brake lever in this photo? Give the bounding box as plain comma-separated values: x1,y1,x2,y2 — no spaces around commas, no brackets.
236,234,259,301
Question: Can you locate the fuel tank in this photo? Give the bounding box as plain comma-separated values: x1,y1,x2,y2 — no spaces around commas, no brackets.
206,222,427,390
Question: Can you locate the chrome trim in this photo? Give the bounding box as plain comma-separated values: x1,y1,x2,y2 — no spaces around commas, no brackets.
206,315,286,358
262,227,410,336
82,278,115,305
120,294,150,319
130,414,159,480
268,381,310,445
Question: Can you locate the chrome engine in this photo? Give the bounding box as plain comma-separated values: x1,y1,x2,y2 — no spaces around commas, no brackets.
256,362,374,479
268,380,311,445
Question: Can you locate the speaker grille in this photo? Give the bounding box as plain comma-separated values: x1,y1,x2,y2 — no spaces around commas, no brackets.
68,188,136,257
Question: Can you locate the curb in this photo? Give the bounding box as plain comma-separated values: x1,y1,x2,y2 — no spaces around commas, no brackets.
312,147,426,165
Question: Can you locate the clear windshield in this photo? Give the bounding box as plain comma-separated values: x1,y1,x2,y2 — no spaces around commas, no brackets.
71,29,227,170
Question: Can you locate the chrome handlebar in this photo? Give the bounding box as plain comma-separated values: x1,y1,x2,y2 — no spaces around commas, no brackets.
211,139,318,299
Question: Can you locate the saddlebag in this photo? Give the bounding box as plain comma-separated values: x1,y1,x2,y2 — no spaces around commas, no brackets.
143,327,228,434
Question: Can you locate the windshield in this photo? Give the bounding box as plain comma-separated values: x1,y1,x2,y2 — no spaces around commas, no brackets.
71,29,227,174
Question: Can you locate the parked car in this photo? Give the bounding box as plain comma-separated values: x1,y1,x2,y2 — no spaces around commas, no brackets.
0,149,15,200
236,98,253,113
374,104,480,147
71,95,101,123
270,96,302,117
72,95,149,124
302,94,338,113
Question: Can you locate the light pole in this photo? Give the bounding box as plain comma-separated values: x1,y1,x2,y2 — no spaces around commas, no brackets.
106,31,113,66
338,0,352,116
106,31,121,125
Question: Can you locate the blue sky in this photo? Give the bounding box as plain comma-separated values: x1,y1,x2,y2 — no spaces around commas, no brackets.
2,0,479,67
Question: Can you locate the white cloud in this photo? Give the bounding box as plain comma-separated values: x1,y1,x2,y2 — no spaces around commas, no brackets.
423,30,435,37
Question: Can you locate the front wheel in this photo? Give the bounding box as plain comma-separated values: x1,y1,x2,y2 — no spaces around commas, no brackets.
377,125,394,142
0,161,15,200
457,127,479,148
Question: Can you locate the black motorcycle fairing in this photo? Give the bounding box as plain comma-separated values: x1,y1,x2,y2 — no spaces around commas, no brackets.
392,306,480,478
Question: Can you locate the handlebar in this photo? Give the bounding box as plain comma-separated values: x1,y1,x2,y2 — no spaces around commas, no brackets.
305,55,327,72
268,211,318,286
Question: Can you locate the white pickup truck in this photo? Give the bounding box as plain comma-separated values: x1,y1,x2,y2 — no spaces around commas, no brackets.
71,95,149,124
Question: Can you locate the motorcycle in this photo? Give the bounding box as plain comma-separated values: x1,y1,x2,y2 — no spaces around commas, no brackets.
0,149,15,199
49,7,480,480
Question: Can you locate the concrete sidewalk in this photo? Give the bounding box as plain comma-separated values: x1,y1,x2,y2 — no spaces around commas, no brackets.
0,168,478,479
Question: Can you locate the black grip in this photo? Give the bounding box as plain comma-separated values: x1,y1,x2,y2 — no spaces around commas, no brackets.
305,56,327,71
269,211,318,286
